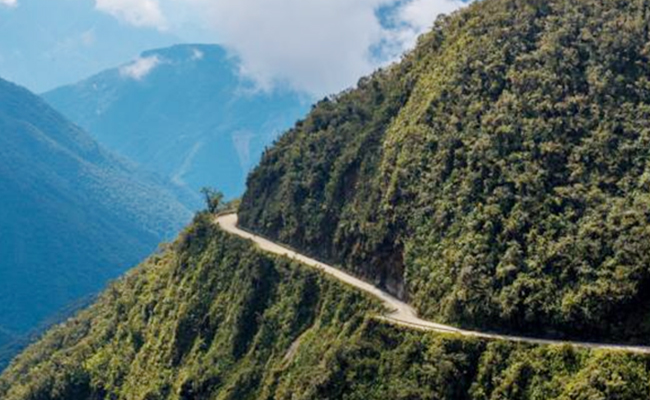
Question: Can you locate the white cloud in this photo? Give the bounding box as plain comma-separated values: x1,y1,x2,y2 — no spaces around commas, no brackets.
388,0,465,50
399,0,463,31
119,55,162,80
182,0,388,94
0,0,17,8
178,0,466,95
93,0,467,95
95,0,167,30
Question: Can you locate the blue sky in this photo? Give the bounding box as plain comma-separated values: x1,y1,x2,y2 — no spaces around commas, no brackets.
0,0,469,96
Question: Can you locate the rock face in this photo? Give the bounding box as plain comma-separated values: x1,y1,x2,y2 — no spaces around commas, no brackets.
44,44,309,198
0,77,192,358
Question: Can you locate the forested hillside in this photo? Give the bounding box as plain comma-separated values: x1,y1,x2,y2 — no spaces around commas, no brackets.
5,0,650,397
2,213,649,400
240,0,650,343
0,77,193,366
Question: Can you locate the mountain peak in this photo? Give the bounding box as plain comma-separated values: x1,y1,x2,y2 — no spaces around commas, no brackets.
44,44,309,197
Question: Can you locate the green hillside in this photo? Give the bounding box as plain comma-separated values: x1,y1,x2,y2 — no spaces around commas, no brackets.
4,0,650,397
240,0,650,342
2,213,649,400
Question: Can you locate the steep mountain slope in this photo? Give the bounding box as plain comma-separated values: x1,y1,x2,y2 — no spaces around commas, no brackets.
240,0,650,343
43,44,309,197
0,77,193,359
2,213,649,400
5,0,650,398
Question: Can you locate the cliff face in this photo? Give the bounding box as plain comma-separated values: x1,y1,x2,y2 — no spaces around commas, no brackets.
240,0,650,342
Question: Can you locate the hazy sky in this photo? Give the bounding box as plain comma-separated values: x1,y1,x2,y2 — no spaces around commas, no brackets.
0,0,468,95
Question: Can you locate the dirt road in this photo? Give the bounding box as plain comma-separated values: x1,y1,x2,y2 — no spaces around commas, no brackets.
216,213,650,354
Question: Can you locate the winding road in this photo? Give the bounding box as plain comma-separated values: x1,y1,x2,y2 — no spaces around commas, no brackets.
217,213,650,354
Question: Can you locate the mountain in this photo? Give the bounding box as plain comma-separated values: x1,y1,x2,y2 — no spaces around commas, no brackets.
4,0,650,398
239,0,650,343
2,213,648,400
43,44,309,198
0,330,13,349
0,77,194,363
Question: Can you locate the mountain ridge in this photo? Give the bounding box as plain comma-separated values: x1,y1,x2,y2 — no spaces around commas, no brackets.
0,76,193,363
43,44,309,198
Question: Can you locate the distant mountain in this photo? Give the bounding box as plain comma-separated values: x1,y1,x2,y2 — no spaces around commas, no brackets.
0,77,194,359
44,44,309,198
0,329,13,349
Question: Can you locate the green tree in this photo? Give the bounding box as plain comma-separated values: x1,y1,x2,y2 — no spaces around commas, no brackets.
200,187,224,214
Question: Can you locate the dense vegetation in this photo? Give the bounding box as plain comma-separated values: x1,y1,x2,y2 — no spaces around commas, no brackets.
2,214,649,400
0,77,193,365
240,0,650,342
7,0,650,396
44,44,308,197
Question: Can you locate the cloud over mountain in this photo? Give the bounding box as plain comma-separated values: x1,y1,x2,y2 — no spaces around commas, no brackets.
119,55,162,80
184,0,467,94
93,0,468,96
